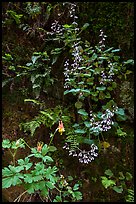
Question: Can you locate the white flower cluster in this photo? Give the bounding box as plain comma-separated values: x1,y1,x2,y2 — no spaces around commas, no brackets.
50,20,63,35
90,107,118,133
63,143,98,164
99,29,107,50
100,61,115,84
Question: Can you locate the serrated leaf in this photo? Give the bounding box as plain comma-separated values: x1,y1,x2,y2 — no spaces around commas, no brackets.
2,139,11,148
45,181,55,189
2,167,13,177
2,177,13,188
72,191,82,200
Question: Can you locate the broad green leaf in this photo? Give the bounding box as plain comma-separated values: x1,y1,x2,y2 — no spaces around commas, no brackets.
105,169,113,177
78,109,88,116
33,175,43,182
41,144,48,156
2,177,13,188
126,172,133,181
118,172,125,180
48,146,57,152
24,174,33,183
83,138,94,145
31,55,40,64
74,129,86,134
101,176,116,189
123,59,134,65
73,183,79,191
112,186,123,193
72,191,82,200
2,167,13,177
45,181,55,189
75,101,83,109
43,156,53,162
84,121,91,128
81,23,89,31
96,86,106,91
115,108,125,116
2,139,11,148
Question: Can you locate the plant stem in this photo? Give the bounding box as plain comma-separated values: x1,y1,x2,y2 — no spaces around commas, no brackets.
14,190,28,202
49,128,58,146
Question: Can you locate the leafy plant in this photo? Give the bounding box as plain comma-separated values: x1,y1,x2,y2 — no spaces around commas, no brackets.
101,169,133,196
2,139,82,202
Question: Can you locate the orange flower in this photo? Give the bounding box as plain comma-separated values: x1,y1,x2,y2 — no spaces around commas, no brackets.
37,141,43,152
58,120,65,135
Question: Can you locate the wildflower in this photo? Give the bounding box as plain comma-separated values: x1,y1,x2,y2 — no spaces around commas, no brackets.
58,120,65,135
37,141,43,152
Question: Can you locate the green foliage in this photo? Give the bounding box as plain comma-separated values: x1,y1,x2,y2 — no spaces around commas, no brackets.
126,189,134,202
20,105,63,136
2,139,82,202
101,169,133,197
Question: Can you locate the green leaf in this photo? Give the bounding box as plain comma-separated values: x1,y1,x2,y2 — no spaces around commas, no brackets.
74,129,86,134
111,49,120,52
24,174,33,183
123,59,134,65
126,172,133,181
53,195,62,202
43,156,53,163
2,139,11,148
104,169,114,177
96,86,106,91
118,172,125,180
115,108,125,116
81,23,89,31
48,146,57,152
103,47,114,53
112,186,123,193
41,144,48,156
33,175,43,182
83,138,94,145
73,184,79,191
2,167,13,177
72,191,82,200
78,109,88,116
45,181,55,189
84,121,91,128
75,101,83,109
2,177,13,188
101,176,116,189
31,55,40,64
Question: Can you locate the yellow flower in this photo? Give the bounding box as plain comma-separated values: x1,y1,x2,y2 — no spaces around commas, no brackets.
58,120,65,135
37,141,43,152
